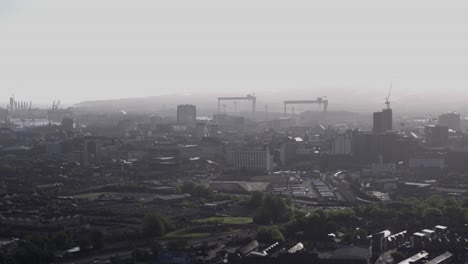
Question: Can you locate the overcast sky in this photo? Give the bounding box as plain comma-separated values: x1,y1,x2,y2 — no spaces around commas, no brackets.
1,0,468,111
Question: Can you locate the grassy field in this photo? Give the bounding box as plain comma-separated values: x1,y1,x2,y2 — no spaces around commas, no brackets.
250,175,287,184
164,227,241,239
164,229,210,239
192,216,253,225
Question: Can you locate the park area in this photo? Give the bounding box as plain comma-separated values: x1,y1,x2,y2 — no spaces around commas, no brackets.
192,216,253,225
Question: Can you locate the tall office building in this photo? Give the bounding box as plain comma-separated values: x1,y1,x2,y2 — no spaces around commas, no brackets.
373,109,393,133
425,125,449,148
439,112,460,131
9,97,14,112
177,104,197,128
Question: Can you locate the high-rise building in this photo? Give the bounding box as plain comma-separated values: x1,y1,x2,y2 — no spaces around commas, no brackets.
9,97,14,112
439,112,460,131
331,130,354,155
425,125,449,148
177,105,197,128
0,107,7,123
373,109,393,133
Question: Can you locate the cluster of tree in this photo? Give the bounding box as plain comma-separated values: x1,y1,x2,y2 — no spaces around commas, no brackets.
354,195,468,232
438,172,468,189
77,230,105,250
180,181,215,200
257,226,285,244
142,213,175,237
0,230,105,264
179,181,230,201
248,191,294,224
281,208,361,242
0,235,54,264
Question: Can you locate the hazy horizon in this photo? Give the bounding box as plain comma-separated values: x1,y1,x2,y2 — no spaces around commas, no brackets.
2,0,468,113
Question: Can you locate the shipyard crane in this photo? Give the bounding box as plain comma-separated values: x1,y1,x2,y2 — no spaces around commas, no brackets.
217,94,256,113
283,97,328,117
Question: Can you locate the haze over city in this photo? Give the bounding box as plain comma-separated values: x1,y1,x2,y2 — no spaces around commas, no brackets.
2,0,468,113
3,1,468,264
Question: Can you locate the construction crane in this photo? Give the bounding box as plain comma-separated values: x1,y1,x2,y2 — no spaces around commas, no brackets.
283,97,328,117
385,83,392,109
217,94,256,113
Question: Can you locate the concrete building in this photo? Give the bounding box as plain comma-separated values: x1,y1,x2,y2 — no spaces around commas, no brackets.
439,112,460,131
331,130,354,155
62,117,74,132
425,125,449,148
280,142,298,166
352,132,396,163
373,108,392,133
409,153,445,169
0,108,7,123
227,146,274,173
177,104,197,128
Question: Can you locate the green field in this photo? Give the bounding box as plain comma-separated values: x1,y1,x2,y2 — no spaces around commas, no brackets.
192,216,253,225
164,227,241,239
164,229,210,239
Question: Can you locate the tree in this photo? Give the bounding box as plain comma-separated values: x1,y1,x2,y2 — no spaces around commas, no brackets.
12,236,54,264
53,231,70,250
254,195,293,224
248,191,265,209
167,239,189,251
142,213,174,237
77,233,91,251
257,226,285,244
143,214,165,237
90,230,105,250
151,242,163,259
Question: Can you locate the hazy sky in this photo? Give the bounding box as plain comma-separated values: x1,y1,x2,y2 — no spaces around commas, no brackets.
1,0,468,111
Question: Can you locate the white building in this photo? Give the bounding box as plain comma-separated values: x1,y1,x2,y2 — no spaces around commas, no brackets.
227,146,274,173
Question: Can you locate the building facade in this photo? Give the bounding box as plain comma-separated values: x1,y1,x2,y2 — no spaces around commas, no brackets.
177,104,197,128
425,125,449,148
373,109,392,133
439,112,460,131
227,146,274,173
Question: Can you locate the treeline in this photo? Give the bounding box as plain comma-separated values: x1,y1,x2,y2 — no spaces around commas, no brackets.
142,213,175,237
179,181,231,202
354,195,468,232
247,192,468,245
0,230,104,264
247,191,294,225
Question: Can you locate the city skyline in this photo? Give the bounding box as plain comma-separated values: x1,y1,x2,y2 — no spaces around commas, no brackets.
1,0,468,112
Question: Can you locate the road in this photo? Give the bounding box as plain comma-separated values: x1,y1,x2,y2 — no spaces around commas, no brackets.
59,228,255,264
327,171,358,204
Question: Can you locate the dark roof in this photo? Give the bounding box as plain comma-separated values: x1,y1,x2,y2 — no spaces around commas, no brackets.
426,251,453,264
237,240,259,255
320,246,369,260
